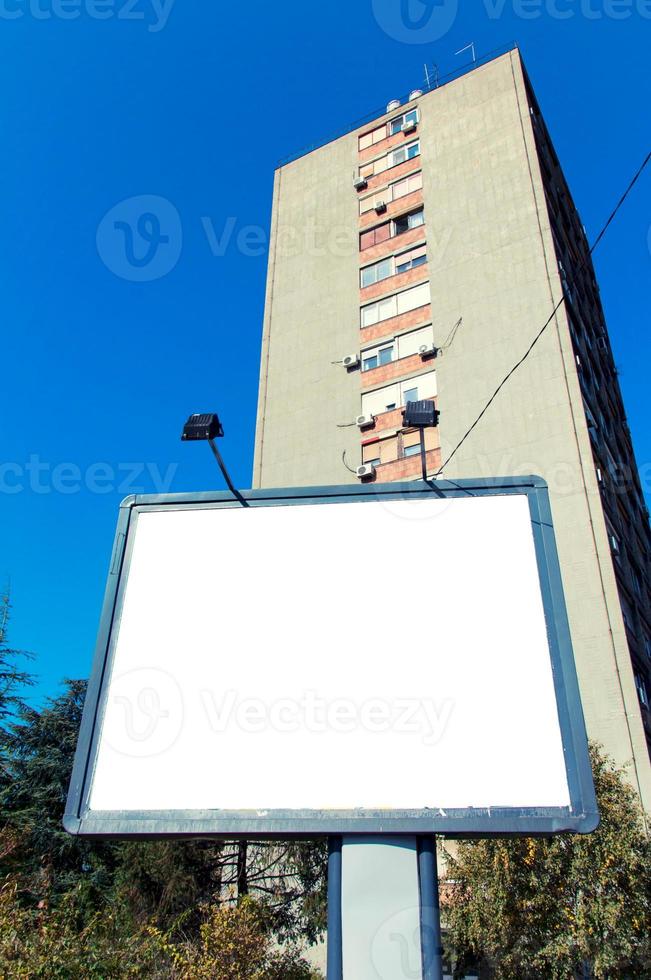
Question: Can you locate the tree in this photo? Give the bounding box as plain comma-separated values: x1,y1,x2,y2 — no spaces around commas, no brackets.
0,679,119,911
0,588,33,737
444,745,651,979
149,896,321,980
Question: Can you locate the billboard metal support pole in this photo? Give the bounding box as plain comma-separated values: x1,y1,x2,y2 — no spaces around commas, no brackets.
327,835,443,980
327,837,343,980
419,837,445,980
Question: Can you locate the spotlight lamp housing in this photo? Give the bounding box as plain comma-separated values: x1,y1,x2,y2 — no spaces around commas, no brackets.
402,400,440,429
181,413,224,442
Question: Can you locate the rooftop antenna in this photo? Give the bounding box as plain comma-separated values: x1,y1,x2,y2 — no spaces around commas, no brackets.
455,42,477,64
424,63,439,90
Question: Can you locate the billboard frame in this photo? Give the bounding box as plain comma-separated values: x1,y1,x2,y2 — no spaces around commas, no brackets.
64,476,599,839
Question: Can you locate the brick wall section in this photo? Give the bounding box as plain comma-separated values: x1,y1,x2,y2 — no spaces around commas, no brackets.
358,130,416,164
360,264,429,303
358,190,423,230
360,305,432,343
360,352,432,389
363,158,422,194
359,227,426,265
364,448,441,483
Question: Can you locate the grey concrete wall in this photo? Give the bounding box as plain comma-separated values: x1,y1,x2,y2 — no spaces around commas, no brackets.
253,133,362,488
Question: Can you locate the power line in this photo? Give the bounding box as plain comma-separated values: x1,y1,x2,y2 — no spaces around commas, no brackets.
434,149,651,477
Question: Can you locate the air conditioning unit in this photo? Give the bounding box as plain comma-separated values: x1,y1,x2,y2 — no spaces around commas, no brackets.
597,336,608,351
356,464,376,480
353,177,368,191
401,119,417,134
356,414,375,429
418,343,438,358
342,354,360,369
374,200,387,214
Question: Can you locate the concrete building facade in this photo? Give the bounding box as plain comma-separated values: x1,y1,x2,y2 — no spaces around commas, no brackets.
253,47,651,811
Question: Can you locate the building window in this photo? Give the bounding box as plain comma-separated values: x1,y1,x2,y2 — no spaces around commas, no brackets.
359,172,423,215
635,672,649,708
361,257,393,288
360,221,392,251
403,387,419,404
362,345,394,372
389,140,420,168
361,327,434,370
360,245,427,288
395,244,427,274
360,209,425,251
389,109,419,135
360,370,437,418
358,140,420,181
394,209,425,235
360,282,431,329
358,124,387,151
403,443,421,458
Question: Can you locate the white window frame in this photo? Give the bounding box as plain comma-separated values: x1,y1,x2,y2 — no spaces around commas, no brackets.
359,208,426,252
360,282,431,330
361,370,437,417
360,256,394,288
359,140,420,180
359,171,423,216
360,244,427,288
388,140,420,169
361,326,434,368
361,343,395,372
388,108,419,136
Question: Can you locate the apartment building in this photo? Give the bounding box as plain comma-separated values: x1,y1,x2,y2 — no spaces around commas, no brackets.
253,47,651,809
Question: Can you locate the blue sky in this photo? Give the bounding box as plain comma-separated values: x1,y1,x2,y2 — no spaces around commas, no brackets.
1,0,649,703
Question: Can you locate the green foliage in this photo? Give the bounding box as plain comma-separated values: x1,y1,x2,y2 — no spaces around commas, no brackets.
0,878,166,978
149,897,321,979
445,745,651,979
0,590,33,716
1,679,119,909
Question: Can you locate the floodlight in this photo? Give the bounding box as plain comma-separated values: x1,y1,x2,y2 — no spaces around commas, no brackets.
181,413,224,441
181,412,247,508
401,400,440,482
402,400,440,429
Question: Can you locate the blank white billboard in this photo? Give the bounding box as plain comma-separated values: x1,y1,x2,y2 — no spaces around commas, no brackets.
65,482,597,836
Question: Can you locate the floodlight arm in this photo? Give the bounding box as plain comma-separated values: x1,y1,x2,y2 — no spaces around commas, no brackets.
208,438,249,508
419,428,428,484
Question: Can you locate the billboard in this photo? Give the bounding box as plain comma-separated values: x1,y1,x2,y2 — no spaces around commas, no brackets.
64,477,598,838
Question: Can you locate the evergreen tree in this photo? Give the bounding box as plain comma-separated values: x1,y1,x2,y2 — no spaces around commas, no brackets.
0,588,33,735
